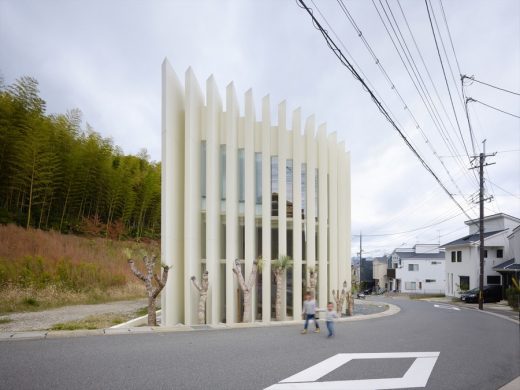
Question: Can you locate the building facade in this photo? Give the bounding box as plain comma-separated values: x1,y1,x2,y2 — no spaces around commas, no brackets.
444,213,520,297
387,245,445,294
161,60,351,326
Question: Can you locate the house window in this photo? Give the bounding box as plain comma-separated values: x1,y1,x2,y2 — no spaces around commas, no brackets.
451,251,456,262
459,276,470,291
431,261,441,265
457,251,462,262
405,282,416,290
487,275,501,285
425,279,436,283
408,264,419,271
497,249,503,258
483,249,488,258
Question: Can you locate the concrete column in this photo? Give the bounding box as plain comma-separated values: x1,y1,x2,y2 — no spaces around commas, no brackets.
337,142,347,291
183,68,203,325
345,151,352,290
328,133,338,293
161,59,185,326
305,116,316,280
261,95,272,323
277,101,287,320
206,76,222,325
226,82,239,324
292,108,303,318
244,89,256,322
317,124,328,308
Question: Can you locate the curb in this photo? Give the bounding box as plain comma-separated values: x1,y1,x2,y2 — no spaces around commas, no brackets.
0,301,400,341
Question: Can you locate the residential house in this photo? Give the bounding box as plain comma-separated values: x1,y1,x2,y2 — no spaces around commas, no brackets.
443,213,520,297
372,256,389,292
493,224,520,291
387,244,445,294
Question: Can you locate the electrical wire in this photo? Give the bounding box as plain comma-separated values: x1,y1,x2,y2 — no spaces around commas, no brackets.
296,0,477,226
468,98,520,119
463,75,520,96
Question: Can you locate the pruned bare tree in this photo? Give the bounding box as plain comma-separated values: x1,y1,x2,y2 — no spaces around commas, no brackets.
273,255,293,321
308,267,318,298
332,280,348,316
191,270,209,324
232,258,260,323
347,292,354,316
125,249,169,326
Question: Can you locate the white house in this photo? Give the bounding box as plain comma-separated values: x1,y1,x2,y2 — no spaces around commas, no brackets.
161,60,351,326
388,244,446,294
443,213,520,297
493,224,520,291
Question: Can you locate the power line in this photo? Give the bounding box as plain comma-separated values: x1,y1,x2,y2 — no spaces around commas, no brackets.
296,0,477,225
353,210,466,237
463,75,520,96
424,0,471,161
336,0,476,208
486,179,520,200
467,98,520,119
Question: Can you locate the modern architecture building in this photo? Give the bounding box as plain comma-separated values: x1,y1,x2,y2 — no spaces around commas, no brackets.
161,60,351,326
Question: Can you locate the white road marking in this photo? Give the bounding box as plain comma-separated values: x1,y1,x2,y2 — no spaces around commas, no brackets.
265,352,440,390
433,304,461,311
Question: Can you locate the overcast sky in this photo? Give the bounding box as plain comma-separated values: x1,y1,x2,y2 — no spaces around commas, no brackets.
1,0,519,256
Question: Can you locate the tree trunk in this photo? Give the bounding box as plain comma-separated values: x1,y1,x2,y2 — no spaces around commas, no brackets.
275,271,283,321
148,295,156,326
198,294,206,324
243,290,251,323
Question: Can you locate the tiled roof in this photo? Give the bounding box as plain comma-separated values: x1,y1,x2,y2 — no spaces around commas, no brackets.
442,230,505,247
493,259,520,271
394,251,445,260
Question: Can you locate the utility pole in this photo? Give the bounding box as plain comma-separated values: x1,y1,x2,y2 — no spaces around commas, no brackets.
470,139,495,310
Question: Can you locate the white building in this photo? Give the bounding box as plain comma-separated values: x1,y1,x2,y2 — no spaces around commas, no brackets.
161,60,351,326
493,225,520,290
388,244,445,294
444,213,520,297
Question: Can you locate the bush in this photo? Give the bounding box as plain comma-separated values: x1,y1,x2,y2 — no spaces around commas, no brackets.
506,287,519,309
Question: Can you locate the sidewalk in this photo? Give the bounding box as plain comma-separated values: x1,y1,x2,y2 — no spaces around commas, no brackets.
0,300,400,341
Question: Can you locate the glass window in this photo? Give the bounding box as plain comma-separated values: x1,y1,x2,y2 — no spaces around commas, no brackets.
286,159,293,217
255,153,262,204
238,149,245,203
220,145,226,200
457,251,462,262
487,275,500,284
425,279,436,283
271,156,278,194
497,249,503,258
459,276,469,291
408,264,419,271
405,282,416,290
451,251,456,262
201,141,206,198
271,156,278,217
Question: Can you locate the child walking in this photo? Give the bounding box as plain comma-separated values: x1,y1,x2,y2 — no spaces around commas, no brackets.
324,302,339,338
301,292,320,334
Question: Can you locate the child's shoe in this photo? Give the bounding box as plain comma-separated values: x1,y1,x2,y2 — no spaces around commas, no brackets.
301,329,307,334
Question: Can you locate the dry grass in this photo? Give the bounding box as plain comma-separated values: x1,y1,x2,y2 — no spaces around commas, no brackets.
0,224,157,313
0,283,146,314
0,224,160,280
50,313,134,330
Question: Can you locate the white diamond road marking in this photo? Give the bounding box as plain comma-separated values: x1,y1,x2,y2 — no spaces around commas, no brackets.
264,352,440,390
433,304,461,311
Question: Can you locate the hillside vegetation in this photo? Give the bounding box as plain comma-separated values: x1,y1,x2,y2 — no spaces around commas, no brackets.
0,224,158,314
0,76,161,240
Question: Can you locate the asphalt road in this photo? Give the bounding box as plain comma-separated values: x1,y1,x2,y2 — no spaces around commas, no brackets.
1,298,518,390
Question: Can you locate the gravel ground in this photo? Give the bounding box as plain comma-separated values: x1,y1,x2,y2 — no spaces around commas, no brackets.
0,299,147,332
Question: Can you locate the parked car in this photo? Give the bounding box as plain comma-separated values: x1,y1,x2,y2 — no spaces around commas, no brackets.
460,285,502,303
